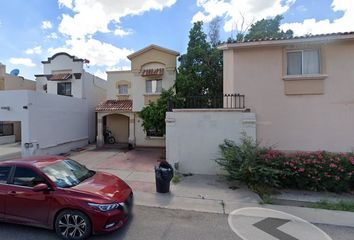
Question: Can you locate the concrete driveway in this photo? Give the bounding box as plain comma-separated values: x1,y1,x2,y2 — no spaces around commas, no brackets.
0,142,21,161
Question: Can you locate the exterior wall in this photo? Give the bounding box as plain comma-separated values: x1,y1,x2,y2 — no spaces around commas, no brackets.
106,71,133,100
0,135,15,145
130,48,176,72
166,110,256,175
0,91,88,156
223,41,354,152
132,62,176,112
135,116,165,147
106,114,129,143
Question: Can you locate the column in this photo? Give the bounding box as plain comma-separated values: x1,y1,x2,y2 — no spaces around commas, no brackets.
97,113,104,147
128,114,135,147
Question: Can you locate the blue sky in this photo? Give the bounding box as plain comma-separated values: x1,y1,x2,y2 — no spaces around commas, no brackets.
0,0,352,80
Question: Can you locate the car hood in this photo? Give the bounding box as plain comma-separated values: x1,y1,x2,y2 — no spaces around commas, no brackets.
72,171,131,202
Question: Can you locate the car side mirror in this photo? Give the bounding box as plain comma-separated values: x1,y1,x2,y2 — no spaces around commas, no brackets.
33,183,49,192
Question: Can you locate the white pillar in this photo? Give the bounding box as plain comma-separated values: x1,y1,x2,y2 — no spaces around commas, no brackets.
128,114,135,147
97,113,104,147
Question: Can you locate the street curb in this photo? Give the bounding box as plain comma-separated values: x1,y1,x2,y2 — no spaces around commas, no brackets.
133,190,354,228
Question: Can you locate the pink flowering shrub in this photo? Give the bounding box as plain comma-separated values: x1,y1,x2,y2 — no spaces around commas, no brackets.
217,135,354,192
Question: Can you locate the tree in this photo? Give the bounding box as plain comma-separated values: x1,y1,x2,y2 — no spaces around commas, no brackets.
244,15,293,41
138,88,178,136
176,21,223,98
208,17,222,47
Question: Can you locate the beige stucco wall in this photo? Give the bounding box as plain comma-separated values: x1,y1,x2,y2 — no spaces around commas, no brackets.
130,48,177,72
223,41,354,152
106,71,133,100
2,75,35,91
106,114,129,143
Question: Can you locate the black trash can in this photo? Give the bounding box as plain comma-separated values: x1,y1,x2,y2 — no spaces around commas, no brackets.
155,161,174,193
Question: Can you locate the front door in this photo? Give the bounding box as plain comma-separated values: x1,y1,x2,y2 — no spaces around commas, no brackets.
5,166,52,226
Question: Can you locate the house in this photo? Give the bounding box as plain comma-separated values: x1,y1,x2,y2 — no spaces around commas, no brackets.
219,32,354,152
0,63,36,144
35,52,107,143
96,44,179,147
0,52,106,156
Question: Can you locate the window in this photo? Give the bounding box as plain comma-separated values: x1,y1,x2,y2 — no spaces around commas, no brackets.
57,82,72,96
147,128,164,137
0,166,11,184
146,80,162,94
41,159,94,188
118,84,128,95
287,50,320,75
0,123,14,136
12,167,46,187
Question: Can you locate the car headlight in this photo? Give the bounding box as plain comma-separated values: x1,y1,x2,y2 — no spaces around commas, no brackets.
88,202,121,212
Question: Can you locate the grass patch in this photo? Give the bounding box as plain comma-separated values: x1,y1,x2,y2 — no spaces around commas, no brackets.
172,174,181,184
259,195,274,205
311,200,354,212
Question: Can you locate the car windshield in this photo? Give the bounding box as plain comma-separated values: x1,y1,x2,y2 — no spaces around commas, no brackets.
41,159,95,188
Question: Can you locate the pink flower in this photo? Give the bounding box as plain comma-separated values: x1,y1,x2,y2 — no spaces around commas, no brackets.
330,163,337,168
298,168,305,173
350,157,354,165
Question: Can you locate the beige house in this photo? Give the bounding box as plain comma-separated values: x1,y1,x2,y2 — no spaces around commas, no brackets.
96,44,179,147
219,32,354,152
0,63,36,144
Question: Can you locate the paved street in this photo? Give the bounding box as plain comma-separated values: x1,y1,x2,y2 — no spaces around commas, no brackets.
1,206,354,240
0,143,21,161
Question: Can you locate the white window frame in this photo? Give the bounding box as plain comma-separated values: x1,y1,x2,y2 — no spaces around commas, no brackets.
146,79,162,94
118,84,128,95
287,49,320,76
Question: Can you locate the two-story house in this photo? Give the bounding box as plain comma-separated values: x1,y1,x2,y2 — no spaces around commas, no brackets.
35,52,107,143
219,32,354,152
0,63,36,144
96,44,179,147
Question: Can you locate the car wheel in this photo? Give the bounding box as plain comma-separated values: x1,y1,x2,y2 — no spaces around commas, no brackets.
55,210,92,240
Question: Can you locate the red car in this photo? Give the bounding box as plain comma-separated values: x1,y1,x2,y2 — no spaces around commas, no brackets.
0,156,133,240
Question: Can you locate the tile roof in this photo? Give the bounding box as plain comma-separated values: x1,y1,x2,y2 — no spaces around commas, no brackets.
48,73,72,81
222,31,354,45
96,100,133,112
141,68,164,77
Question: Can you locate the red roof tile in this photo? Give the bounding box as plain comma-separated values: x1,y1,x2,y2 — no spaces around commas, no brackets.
96,100,132,112
48,73,72,81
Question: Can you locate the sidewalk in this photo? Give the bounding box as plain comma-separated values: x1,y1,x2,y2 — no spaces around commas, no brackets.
69,146,354,228
0,142,21,161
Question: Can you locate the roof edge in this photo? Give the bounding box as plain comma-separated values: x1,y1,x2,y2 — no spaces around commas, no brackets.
127,44,180,60
41,52,84,64
218,32,354,50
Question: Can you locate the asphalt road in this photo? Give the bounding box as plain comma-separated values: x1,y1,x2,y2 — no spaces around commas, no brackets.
0,206,354,240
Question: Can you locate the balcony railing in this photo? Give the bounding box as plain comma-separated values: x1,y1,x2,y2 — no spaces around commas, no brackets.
168,93,245,111
0,123,14,136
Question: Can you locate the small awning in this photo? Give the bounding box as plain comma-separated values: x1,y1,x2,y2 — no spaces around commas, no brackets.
48,73,72,81
141,68,164,77
96,100,133,112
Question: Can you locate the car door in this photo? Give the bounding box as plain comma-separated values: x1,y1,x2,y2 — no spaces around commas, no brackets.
0,166,12,219
5,166,52,227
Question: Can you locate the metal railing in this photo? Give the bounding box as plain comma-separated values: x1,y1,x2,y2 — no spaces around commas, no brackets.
168,93,245,111
0,123,14,136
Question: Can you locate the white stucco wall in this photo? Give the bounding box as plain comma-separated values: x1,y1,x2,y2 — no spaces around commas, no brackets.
166,110,256,175
0,90,89,156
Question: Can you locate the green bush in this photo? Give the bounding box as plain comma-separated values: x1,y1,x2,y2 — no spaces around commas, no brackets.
217,135,354,193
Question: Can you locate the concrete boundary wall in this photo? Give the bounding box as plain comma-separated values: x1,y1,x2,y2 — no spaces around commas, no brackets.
166,110,256,175
0,90,88,156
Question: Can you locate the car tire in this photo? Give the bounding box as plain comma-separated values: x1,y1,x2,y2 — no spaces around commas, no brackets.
55,210,92,240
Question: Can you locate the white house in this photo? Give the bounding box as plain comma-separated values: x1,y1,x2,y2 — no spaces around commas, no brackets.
0,52,106,156
35,52,107,143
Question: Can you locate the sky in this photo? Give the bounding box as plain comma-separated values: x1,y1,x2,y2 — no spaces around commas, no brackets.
0,0,352,80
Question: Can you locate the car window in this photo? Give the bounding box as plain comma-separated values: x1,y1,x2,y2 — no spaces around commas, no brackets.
12,167,46,187
0,166,11,184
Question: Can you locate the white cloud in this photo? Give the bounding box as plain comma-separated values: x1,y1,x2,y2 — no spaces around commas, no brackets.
192,0,295,32
25,46,42,55
114,27,133,37
94,70,107,80
281,0,354,36
9,58,36,67
48,38,134,67
58,0,176,39
47,32,59,39
41,21,53,29
58,0,73,8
